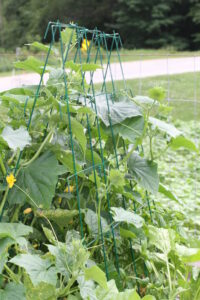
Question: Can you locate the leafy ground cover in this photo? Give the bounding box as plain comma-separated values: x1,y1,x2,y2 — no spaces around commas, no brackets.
0,28,199,300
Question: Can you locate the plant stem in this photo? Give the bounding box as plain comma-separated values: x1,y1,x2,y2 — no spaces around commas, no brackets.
58,275,76,297
149,134,154,161
22,129,54,167
65,287,79,296
97,197,102,237
10,204,21,222
0,154,6,176
166,257,172,293
194,284,200,300
0,186,9,217
8,151,17,166
4,264,20,283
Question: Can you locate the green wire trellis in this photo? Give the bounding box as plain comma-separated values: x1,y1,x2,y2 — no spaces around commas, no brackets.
0,21,156,291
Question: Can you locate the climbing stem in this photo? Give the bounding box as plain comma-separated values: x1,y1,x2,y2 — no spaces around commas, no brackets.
0,186,9,217
22,129,54,167
0,154,6,176
4,264,20,283
166,257,172,293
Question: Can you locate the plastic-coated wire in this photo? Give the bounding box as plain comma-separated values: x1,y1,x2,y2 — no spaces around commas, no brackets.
58,22,85,239
75,28,109,280
85,28,121,277
101,34,115,94
97,32,140,293
114,34,127,91
84,28,121,275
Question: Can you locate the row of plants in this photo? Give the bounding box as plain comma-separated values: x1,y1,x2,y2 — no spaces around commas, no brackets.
0,28,199,299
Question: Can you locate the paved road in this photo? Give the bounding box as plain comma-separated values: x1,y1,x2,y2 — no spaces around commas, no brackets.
0,56,200,92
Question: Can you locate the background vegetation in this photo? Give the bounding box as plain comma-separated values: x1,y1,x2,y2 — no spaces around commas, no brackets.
1,0,200,50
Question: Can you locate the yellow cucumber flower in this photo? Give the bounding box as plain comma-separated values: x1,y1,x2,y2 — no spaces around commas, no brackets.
6,173,16,189
81,38,90,51
64,185,74,193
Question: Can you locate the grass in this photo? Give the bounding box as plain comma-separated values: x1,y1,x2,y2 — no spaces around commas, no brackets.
96,72,200,121
111,48,200,62
1,48,200,76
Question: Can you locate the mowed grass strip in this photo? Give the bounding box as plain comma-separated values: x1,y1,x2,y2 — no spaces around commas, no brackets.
95,72,200,121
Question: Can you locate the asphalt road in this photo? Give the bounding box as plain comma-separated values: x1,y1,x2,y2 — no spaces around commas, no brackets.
0,56,200,92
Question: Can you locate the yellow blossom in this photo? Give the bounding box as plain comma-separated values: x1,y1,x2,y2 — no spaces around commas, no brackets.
6,173,16,189
81,39,90,51
64,185,74,193
23,207,32,214
58,197,62,204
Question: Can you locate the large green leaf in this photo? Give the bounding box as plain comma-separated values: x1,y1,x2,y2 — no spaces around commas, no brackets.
0,87,35,97
0,283,26,300
175,244,200,263
47,239,89,277
2,93,31,106
93,94,142,127
0,223,32,239
119,227,136,239
111,207,144,228
148,225,176,255
47,244,70,278
28,41,50,52
10,254,57,286
84,209,109,237
66,60,101,72
95,279,142,300
115,290,141,300
95,279,118,300
1,126,31,151
71,117,87,154
109,169,125,188
170,136,198,152
9,152,65,208
25,279,56,300
149,117,181,138
0,105,10,126
158,183,181,203
85,265,107,289
61,28,77,45
128,152,159,194
2,93,45,109
77,275,96,300
15,57,46,75
0,223,32,264
133,95,157,106
55,150,82,175
111,116,144,143
85,149,102,165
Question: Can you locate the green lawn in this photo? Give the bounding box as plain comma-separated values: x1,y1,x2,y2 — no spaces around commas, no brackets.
1,48,200,76
111,48,200,62
96,72,200,121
